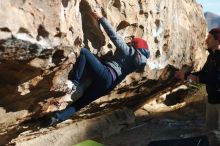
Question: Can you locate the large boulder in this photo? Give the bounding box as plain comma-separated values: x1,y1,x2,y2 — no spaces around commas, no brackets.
0,0,207,145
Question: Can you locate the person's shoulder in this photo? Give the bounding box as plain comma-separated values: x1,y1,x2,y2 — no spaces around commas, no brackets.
216,50,220,54
215,50,220,59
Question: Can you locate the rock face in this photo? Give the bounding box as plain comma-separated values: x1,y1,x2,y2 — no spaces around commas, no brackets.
0,0,207,145
205,12,220,31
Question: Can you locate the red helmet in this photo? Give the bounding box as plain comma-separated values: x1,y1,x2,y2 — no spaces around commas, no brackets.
129,38,148,50
128,37,150,58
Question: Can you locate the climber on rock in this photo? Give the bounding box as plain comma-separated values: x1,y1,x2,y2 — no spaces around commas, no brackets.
175,28,220,146
42,10,150,127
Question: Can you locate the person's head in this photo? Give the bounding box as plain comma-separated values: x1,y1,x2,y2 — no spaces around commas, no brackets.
128,37,150,58
206,28,220,51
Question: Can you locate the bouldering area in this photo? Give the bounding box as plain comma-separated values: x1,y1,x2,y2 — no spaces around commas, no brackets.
0,0,210,146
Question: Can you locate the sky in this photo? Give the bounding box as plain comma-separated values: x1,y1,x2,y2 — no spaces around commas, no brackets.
196,0,220,15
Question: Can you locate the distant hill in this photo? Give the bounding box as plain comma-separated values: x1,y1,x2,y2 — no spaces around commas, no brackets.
204,12,220,31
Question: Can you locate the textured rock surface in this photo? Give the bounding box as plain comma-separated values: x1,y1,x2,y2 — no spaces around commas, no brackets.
0,0,208,145
11,108,135,146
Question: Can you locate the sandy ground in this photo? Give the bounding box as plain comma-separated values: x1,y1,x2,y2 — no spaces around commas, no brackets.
96,85,207,146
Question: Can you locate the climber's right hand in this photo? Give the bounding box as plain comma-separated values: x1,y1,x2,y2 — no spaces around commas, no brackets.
91,10,103,21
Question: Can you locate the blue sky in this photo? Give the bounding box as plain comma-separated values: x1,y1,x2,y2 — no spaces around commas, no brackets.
196,0,220,15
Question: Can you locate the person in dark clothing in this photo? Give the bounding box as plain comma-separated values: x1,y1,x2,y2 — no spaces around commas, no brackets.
175,28,220,146
42,10,150,126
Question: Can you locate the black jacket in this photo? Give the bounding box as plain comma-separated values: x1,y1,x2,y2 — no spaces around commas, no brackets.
193,49,220,104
